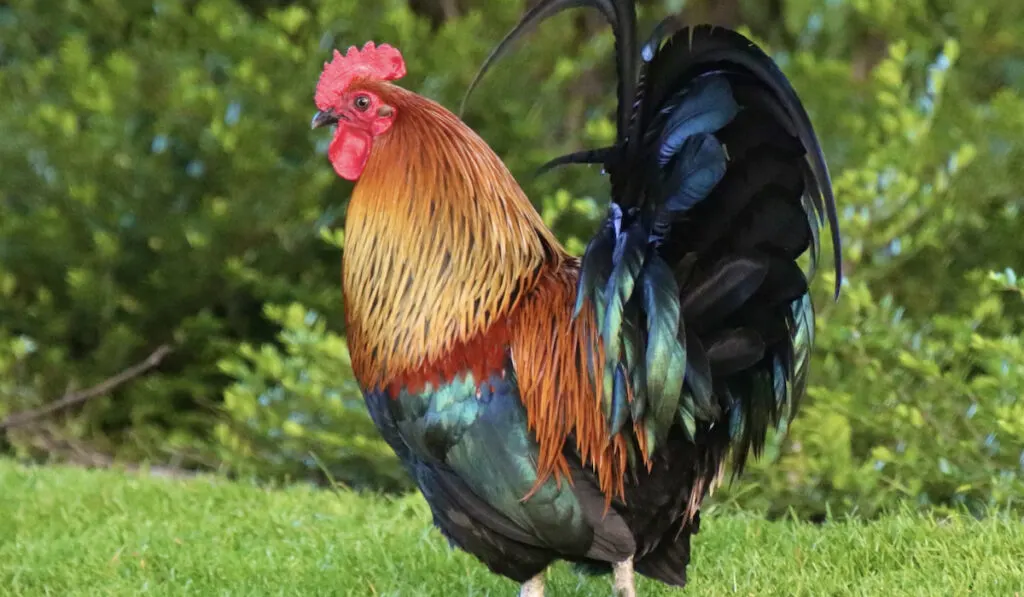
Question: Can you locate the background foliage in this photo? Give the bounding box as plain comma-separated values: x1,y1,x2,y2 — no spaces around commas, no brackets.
1,0,1022,519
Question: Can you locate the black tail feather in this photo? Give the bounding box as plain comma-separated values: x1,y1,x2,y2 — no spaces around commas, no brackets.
568,23,841,575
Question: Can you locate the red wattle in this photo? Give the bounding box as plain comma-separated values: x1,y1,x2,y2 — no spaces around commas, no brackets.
328,126,373,181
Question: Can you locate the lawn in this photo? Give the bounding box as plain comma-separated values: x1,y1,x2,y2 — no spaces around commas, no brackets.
1,461,1022,596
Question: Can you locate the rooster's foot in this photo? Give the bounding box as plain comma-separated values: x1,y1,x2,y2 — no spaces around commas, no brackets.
612,557,636,597
519,573,544,597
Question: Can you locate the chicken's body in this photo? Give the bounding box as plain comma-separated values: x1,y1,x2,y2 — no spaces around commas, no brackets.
311,2,840,593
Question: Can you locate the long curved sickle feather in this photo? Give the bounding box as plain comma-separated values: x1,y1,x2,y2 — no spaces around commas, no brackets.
460,0,638,148
640,14,683,61
535,146,615,176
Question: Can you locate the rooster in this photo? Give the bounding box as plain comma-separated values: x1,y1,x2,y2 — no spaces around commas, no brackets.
310,0,841,594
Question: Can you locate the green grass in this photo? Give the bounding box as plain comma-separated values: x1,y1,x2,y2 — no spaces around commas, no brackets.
1,461,1022,596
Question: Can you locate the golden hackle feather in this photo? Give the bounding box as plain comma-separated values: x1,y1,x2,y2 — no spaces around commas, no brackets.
342,81,562,392
343,80,638,503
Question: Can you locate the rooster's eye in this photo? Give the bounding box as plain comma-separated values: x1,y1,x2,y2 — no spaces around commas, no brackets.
353,95,371,111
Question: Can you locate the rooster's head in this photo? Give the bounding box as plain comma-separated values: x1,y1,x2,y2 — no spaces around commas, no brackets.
311,42,406,180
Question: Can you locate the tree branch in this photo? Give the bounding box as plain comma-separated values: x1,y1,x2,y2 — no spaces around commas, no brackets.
0,344,174,431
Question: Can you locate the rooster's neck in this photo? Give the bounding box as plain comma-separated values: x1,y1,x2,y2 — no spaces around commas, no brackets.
341,89,565,392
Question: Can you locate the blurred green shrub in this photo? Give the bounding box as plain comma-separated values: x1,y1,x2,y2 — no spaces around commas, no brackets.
1,0,344,463
1,0,1022,516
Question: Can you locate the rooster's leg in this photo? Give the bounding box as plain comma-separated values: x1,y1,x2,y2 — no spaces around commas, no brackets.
612,557,636,597
519,574,544,597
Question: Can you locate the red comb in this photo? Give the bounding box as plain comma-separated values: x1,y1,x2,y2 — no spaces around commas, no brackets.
314,42,406,110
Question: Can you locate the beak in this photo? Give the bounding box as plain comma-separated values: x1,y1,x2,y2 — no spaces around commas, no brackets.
310,110,338,130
